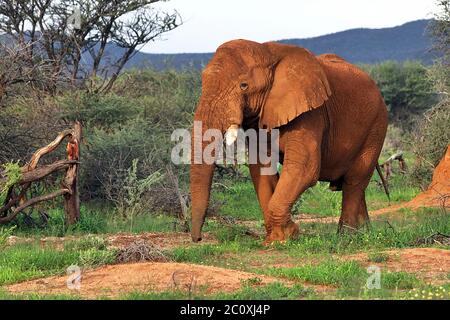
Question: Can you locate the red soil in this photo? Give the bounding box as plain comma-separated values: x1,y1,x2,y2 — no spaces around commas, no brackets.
6,262,287,299
343,248,450,285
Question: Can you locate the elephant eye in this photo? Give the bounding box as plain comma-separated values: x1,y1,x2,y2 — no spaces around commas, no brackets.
239,82,249,91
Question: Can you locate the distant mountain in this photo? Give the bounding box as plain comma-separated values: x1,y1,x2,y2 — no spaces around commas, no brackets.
278,20,435,64
125,19,436,70
0,19,436,71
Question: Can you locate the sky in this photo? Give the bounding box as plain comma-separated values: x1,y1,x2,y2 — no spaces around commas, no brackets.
142,0,437,53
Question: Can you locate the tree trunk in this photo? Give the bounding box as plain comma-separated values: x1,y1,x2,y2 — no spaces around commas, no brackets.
63,121,82,225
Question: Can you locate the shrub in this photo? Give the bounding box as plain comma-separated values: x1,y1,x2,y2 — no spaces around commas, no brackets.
362,61,436,128
59,91,139,128
0,226,15,249
382,125,408,155
408,100,450,188
0,162,21,203
104,159,164,218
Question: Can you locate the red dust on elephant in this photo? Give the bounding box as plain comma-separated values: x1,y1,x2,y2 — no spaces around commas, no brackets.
190,40,388,244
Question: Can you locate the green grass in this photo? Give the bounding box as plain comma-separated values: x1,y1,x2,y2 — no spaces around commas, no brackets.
296,174,420,218
123,282,315,300
265,260,366,286
210,159,420,221
171,239,260,265
383,272,420,290
167,208,450,268
0,226,15,248
0,288,80,300
217,282,316,300
0,236,116,286
284,208,450,255
213,180,261,220
402,284,450,300
10,206,179,237
0,158,447,300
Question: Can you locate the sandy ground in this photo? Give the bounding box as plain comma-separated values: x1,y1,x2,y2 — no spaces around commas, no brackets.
6,262,289,299
5,246,448,298
4,146,449,298
341,248,450,285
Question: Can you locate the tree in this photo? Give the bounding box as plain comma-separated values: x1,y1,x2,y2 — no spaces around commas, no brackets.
429,0,450,63
0,0,181,93
363,61,436,127
409,1,450,187
428,0,450,96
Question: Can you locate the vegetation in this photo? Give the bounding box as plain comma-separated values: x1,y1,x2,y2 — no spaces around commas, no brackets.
0,206,448,300
362,61,436,127
0,0,181,94
0,1,448,301
0,162,21,203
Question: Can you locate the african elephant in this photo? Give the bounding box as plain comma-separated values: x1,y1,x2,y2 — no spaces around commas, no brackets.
190,39,388,244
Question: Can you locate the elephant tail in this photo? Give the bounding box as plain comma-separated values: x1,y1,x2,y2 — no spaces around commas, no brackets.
375,163,390,203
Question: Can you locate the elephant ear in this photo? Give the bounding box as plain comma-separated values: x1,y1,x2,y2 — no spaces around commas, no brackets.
259,44,331,129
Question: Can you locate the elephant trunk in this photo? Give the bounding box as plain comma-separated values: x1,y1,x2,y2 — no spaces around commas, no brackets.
189,91,242,242
190,116,216,242
190,162,214,242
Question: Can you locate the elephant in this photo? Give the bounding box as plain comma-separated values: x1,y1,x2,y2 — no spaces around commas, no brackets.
190,39,388,244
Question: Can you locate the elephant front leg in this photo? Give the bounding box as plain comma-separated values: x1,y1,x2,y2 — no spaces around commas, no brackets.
265,161,320,244
249,163,279,235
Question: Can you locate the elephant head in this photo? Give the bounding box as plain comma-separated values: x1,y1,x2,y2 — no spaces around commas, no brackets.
190,40,331,242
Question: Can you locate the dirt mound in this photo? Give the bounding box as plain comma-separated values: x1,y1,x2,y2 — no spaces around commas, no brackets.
343,248,450,285
405,144,450,208
6,262,285,299
372,144,450,215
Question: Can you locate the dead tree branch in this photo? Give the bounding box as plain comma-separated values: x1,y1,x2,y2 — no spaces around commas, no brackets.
0,189,70,224
0,122,82,224
380,151,407,181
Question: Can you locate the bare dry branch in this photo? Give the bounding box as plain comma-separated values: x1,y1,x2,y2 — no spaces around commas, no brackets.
0,189,69,223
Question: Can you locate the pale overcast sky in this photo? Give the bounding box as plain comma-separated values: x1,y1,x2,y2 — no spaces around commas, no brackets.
142,0,437,53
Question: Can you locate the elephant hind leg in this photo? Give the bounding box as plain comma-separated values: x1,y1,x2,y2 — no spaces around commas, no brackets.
338,182,370,232
338,153,376,232
338,122,384,232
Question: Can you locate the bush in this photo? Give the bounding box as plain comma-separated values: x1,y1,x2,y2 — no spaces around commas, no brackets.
105,159,164,218
78,248,116,267
68,68,201,215
0,162,21,203
409,99,450,188
0,226,15,249
59,91,140,128
362,61,436,128
382,125,408,155
0,93,65,163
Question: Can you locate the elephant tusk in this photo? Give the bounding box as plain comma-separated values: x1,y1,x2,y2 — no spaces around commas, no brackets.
225,125,239,146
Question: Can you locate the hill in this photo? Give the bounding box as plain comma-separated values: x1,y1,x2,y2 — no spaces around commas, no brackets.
0,20,436,71
127,19,435,70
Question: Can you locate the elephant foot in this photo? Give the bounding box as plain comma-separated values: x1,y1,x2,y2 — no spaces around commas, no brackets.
263,220,299,246
337,217,370,234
